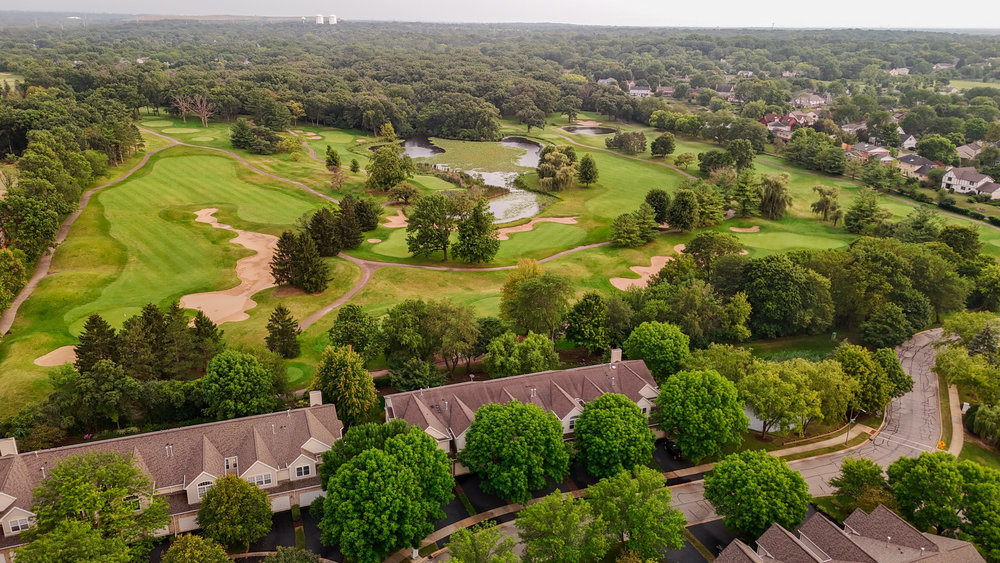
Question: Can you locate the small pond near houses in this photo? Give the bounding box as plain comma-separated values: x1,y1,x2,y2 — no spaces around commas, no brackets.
561,126,617,135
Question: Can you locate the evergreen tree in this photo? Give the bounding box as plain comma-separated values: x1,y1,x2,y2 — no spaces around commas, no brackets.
192,311,225,370
337,195,364,250
644,189,671,224
308,208,342,257
354,198,382,232
350,159,360,173
576,153,599,187
118,304,168,381
293,234,329,294
633,203,659,243
324,145,341,168
270,231,299,285
453,199,500,263
229,119,254,150
265,305,301,359
74,314,119,374
161,302,195,379
666,189,700,231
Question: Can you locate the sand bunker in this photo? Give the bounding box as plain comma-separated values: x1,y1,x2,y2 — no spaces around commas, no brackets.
292,129,304,133
367,238,382,243
740,249,750,255
730,226,761,233
673,244,686,253
610,256,674,291
384,209,408,228
574,120,602,126
34,345,76,367
179,209,279,325
497,217,578,241
355,139,367,143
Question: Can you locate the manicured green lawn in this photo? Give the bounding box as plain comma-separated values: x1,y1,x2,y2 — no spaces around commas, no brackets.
959,439,1000,471
948,79,998,91
0,72,21,86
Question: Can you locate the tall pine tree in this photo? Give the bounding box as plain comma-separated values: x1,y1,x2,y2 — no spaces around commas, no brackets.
192,311,225,371
308,208,342,257
337,195,364,250
265,305,301,359
324,145,341,168
271,231,299,285
294,234,330,294
74,314,120,374
576,153,599,187
161,302,195,379
453,199,500,263
118,303,168,381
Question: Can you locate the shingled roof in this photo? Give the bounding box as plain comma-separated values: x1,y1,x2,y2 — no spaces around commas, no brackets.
385,360,656,442
0,404,342,523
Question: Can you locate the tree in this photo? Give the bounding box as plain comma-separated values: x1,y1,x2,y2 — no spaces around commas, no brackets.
675,152,696,170
565,292,610,354
318,420,410,486
844,188,891,235
264,547,321,563
350,159,360,173
483,331,558,379
458,401,570,504
389,358,448,391
162,534,229,563
500,272,573,338
811,185,841,223
354,198,382,232
515,492,609,563
666,188,700,231
738,363,807,438
742,254,834,338
453,199,500,263
644,189,671,224
406,193,456,260
655,370,747,462
73,314,119,374
387,182,420,204
588,467,686,559
611,204,658,247
575,393,655,478
202,350,276,420
336,195,364,250
845,157,865,180
623,321,690,383
447,521,518,563
320,427,454,563
726,139,756,171
917,134,959,164
14,520,131,563
698,149,734,175
829,457,893,513
265,305,301,359
0,248,27,313
576,153,599,188
366,145,408,191
704,450,811,538
887,452,965,534
312,345,377,425
684,231,743,280
651,132,676,158
835,344,891,413
25,451,169,560
197,475,272,549
327,304,382,363
939,224,983,260
873,348,912,398
307,208,341,257
324,145,341,168
860,303,913,349
75,360,140,430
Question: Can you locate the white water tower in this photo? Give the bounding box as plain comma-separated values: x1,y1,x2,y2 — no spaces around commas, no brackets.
315,14,324,24
328,14,338,24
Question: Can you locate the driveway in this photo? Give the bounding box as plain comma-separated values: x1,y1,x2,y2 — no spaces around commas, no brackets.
669,329,943,524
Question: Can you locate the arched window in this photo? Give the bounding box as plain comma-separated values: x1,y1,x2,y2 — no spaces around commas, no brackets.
196,481,212,499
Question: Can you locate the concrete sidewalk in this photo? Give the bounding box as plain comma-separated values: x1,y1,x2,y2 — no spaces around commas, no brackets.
947,385,965,457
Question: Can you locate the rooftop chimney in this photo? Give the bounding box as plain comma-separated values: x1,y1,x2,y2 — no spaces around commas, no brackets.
0,437,17,457
309,390,323,407
610,348,622,364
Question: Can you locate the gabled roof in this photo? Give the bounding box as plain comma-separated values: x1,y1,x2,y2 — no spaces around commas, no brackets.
756,523,825,562
947,166,993,183
897,154,936,167
978,182,1000,194
843,504,937,552
799,511,876,562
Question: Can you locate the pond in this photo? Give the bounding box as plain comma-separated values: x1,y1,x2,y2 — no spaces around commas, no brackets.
370,137,446,158
562,126,617,135
417,136,550,223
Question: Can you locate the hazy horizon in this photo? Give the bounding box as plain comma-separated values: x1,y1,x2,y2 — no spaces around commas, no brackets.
4,0,999,30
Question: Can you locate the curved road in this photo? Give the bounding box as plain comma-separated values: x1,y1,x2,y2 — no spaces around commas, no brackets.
671,328,943,524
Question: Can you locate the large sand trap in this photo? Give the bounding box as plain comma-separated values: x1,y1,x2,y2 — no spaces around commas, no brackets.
574,120,602,126
673,244,686,253
367,238,382,243
384,209,408,228
179,209,279,325
497,217,578,241
610,256,674,291
730,225,761,233
35,345,76,367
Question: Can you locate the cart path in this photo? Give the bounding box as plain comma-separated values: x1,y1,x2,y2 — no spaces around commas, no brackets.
0,139,180,334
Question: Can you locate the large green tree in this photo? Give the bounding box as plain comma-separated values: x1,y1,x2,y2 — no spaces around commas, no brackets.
654,369,747,463
622,321,691,382
565,292,610,354
834,344,891,413
366,144,408,191
458,400,570,504
406,193,456,260
829,457,894,513
575,393,655,478
265,304,301,359
74,314,119,374
312,345,377,425
197,475,272,549
515,492,609,563
202,350,277,420
162,534,230,563
447,521,518,563
453,199,500,263
588,467,686,559
499,271,573,338
327,304,382,363
14,520,131,563
684,231,743,281
576,153,599,186
704,450,811,537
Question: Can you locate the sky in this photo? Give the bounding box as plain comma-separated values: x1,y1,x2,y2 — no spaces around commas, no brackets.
15,0,1000,29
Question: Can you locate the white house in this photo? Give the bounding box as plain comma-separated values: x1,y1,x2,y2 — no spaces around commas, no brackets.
328,15,337,24
942,166,997,195
314,14,324,24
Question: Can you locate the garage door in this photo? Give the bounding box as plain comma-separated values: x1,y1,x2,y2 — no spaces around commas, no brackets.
270,495,291,512
177,515,199,532
298,489,325,507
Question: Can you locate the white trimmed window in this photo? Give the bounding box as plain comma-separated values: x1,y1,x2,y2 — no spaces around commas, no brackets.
569,416,579,430
10,517,30,532
225,456,238,472
247,474,272,486
295,465,311,478
641,407,648,415
196,481,212,499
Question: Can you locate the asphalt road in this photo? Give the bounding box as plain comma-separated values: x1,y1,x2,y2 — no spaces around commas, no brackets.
670,329,943,524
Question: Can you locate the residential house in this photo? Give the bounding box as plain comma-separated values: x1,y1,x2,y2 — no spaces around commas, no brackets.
933,62,957,71
0,392,342,561
714,84,738,102
788,111,818,127
941,166,996,194
958,141,984,161
628,85,652,98
737,70,754,78
596,77,618,87
848,142,891,162
655,85,675,97
901,134,917,150
716,504,984,562
781,70,799,78
761,113,797,134
889,67,910,76
791,92,832,108
896,153,939,181
383,356,658,465
841,121,868,136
